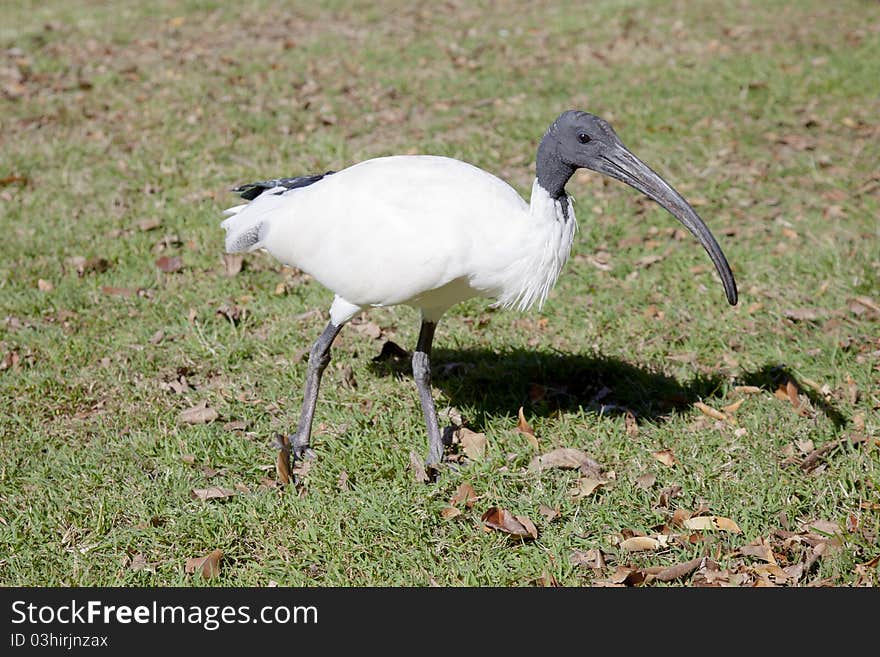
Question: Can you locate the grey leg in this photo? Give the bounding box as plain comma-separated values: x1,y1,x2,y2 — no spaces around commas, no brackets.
412,320,443,467
291,320,342,461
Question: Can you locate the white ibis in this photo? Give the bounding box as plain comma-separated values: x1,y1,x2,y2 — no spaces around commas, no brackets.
222,110,737,472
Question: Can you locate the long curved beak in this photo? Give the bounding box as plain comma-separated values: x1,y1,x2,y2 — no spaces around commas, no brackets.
590,142,738,305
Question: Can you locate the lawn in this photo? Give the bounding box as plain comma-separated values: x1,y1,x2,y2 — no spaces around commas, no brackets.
0,0,877,586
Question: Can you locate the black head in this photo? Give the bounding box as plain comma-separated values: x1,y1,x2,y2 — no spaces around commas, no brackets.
536,110,738,306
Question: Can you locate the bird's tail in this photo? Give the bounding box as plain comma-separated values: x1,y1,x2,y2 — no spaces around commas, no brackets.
220,172,333,253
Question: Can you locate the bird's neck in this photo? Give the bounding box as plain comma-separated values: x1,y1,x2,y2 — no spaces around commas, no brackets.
535,130,575,200
487,179,577,311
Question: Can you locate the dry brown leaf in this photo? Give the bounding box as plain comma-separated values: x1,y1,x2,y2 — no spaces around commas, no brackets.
155,255,183,273
734,385,762,395
179,401,218,425
185,549,223,580
516,515,539,540
516,406,539,449
129,553,148,572
635,472,656,489
538,504,560,522
37,279,53,292
440,506,462,520
651,449,677,467
620,536,661,552
481,507,537,539
190,486,235,502
651,557,703,583
625,411,639,437
458,428,487,460
721,398,745,414
409,450,429,483
659,485,682,508
570,548,605,569
273,435,292,485
137,217,162,232
570,477,607,499
741,537,776,564
529,447,600,476
672,507,693,526
450,482,478,508
685,515,742,533
223,420,247,432
694,401,730,422
355,322,381,340
783,308,825,321
223,253,243,276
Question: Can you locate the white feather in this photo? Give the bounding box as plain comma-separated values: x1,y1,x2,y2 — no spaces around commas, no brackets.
221,155,577,323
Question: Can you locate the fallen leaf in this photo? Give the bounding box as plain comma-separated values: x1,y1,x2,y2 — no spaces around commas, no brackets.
180,454,196,465
672,507,693,526
129,553,148,572
620,536,661,552
190,486,235,501
741,537,776,564
722,398,745,414
734,385,762,395
636,254,664,268
570,548,605,569
101,286,137,297
273,435,292,485
458,428,487,461
223,420,247,432
337,470,349,491
570,477,608,498
538,504,560,522
155,255,183,273
625,411,639,437
516,407,539,449
351,321,382,339
450,482,478,508
137,217,162,231
481,507,538,539
694,401,730,423
783,308,826,321
658,485,682,507
37,279,53,292
441,506,462,519
409,450,429,483
650,557,703,582
635,472,656,489
223,254,243,276
0,174,28,186
178,401,218,424
529,447,600,476
185,549,223,580
685,515,742,533
651,449,677,467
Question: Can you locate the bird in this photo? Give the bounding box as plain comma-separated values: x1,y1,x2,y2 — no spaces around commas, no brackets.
221,110,737,473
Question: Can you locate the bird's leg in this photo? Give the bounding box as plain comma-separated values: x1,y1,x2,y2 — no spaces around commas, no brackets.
290,321,343,462
412,320,443,468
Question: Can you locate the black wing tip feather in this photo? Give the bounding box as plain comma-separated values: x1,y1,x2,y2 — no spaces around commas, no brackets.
232,171,335,200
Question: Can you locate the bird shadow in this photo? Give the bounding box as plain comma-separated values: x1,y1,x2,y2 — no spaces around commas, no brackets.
368,344,726,429
368,347,851,435
739,363,848,430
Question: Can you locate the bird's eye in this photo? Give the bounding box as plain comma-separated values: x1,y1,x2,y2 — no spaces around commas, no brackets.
577,132,591,144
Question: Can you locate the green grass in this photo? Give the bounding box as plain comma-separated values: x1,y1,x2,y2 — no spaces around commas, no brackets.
1,0,878,586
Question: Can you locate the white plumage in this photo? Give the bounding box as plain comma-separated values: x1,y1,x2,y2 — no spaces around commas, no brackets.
222,155,575,324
